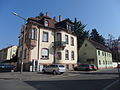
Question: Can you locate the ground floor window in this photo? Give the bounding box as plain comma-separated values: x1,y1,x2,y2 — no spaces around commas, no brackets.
66,64,69,69
56,52,61,60
72,64,74,69
41,48,49,59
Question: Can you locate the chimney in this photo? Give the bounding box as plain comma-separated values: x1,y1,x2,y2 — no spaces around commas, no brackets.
53,16,56,21
46,12,48,17
59,15,62,22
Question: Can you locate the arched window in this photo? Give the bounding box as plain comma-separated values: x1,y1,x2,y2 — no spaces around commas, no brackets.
71,51,74,60
44,20,49,27
41,48,49,59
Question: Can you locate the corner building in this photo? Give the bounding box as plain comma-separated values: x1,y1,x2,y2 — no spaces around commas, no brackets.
18,13,77,71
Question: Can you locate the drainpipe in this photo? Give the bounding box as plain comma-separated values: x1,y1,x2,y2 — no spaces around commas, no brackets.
37,28,40,71
53,29,56,64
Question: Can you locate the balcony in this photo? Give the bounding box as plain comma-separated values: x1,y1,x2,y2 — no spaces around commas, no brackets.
53,41,66,49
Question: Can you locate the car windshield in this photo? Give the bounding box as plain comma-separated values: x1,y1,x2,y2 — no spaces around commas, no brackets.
59,65,64,67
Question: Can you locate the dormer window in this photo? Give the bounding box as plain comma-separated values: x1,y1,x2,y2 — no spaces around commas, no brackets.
44,20,49,27
67,24,69,30
67,24,71,30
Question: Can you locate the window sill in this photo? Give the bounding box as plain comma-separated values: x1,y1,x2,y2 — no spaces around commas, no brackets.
41,58,49,60
42,41,48,42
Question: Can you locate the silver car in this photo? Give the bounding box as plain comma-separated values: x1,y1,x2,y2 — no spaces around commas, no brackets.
42,64,66,74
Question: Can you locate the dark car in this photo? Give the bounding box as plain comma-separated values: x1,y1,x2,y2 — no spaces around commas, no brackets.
90,64,98,71
74,64,92,71
117,64,120,68
0,64,16,72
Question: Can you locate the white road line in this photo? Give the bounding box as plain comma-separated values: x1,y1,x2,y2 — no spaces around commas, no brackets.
102,79,119,90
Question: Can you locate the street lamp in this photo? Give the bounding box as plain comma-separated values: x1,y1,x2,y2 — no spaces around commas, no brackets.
12,12,27,74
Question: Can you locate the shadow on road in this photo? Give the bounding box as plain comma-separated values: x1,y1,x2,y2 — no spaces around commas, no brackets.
24,79,119,90
69,71,119,75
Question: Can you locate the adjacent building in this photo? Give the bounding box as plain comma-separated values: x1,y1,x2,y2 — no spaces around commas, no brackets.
18,12,77,71
0,45,17,62
79,39,113,69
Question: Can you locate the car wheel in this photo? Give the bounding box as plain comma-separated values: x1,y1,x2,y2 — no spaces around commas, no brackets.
42,69,45,73
60,72,64,74
53,70,57,75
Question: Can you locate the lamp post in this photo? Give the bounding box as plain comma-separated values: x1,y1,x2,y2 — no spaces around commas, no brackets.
12,12,27,74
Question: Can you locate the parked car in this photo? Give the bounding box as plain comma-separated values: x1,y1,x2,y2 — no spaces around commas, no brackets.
117,64,120,68
74,64,93,71
90,64,98,71
0,64,16,72
42,64,66,74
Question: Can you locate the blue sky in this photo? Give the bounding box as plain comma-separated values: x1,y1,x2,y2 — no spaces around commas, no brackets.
0,0,120,49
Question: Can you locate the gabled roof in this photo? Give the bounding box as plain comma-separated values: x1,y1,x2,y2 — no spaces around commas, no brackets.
87,39,111,52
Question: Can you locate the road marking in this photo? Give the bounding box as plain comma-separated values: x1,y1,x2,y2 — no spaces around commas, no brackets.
102,79,119,90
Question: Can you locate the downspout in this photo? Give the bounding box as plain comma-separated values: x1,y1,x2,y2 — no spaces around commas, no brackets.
37,28,40,60
53,29,56,64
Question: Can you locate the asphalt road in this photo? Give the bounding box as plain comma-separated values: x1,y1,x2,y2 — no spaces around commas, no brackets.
0,68,120,90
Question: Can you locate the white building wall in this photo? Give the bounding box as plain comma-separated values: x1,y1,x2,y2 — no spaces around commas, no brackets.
97,50,113,69
55,31,77,64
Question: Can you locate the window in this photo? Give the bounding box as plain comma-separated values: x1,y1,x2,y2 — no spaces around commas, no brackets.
56,52,61,60
102,52,104,56
71,37,74,46
28,29,37,40
72,64,74,69
99,60,101,65
71,51,74,60
65,35,68,44
41,48,49,59
24,49,27,59
67,24,69,30
44,20,49,27
98,51,100,55
42,32,48,42
69,25,71,30
56,33,61,41
103,60,105,64
31,29,37,40
67,24,71,30
66,64,69,69
65,50,69,60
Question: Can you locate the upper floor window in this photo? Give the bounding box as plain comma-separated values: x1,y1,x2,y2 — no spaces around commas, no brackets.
24,49,27,59
65,35,69,44
71,37,74,46
28,29,37,40
102,52,104,56
44,20,49,27
41,48,49,59
71,51,74,60
67,24,69,30
31,29,37,40
98,51,100,55
67,24,71,30
65,50,69,60
42,32,48,42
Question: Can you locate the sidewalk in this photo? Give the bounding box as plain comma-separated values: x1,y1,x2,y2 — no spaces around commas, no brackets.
0,72,49,81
